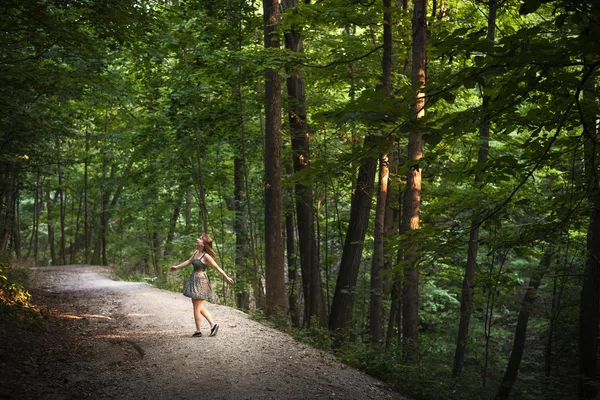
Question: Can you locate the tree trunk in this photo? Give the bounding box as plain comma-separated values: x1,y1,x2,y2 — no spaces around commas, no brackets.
370,0,394,346
578,66,599,399
263,0,288,318
495,252,549,400
56,135,66,265
11,188,21,258
164,198,180,258
283,0,327,328
46,190,57,265
402,0,427,365
234,155,251,309
452,0,496,378
84,128,89,264
285,180,299,326
329,135,378,334
0,164,16,251
192,123,209,235
27,172,41,264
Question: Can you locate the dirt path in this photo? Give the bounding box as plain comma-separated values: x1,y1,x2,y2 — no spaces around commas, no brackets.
1,265,406,400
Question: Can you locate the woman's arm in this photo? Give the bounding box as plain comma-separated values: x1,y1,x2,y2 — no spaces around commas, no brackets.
203,254,235,284
168,251,197,272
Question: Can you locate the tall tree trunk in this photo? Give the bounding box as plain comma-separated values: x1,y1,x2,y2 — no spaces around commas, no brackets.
192,121,209,235
329,135,378,334
263,0,288,318
453,0,497,378
185,188,192,234
11,188,21,258
0,164,16,251
84,127,89,264
283,0,327,328
239,68,262,311
56,135,66,265
370,0,394,346
46,190,57,265
495,252,550,400
72,186,84,264
234,105,251,309
285,178,299,326
578,65,599,399
402,0,427,365
27,172,41,263
164,199,180,258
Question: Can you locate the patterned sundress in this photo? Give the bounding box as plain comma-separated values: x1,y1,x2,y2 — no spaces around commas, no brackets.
183,255,217,301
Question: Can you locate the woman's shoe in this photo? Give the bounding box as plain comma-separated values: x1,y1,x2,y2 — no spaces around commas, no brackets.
192,331,202,337
209,324,219,337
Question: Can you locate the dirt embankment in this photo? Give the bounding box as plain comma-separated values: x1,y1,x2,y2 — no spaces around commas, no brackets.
0,265,406,400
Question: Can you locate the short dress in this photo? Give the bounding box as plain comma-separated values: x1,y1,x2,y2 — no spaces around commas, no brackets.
183,256,217,301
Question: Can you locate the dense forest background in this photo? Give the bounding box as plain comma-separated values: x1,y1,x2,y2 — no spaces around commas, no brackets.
1,0,599,399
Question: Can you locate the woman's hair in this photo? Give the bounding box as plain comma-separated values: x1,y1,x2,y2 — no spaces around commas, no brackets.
200,234,217,259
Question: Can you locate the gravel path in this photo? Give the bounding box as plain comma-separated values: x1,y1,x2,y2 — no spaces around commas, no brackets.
1,265,406,400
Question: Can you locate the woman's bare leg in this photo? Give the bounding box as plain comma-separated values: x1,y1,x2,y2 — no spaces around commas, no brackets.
200,303,215,327
192,299,203,332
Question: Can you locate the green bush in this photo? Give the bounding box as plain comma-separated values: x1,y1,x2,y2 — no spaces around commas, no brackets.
0,258,44,329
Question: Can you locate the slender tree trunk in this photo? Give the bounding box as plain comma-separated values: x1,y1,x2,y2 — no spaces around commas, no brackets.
27,172,41,263
263,0,288,318
0,164,16,251
234,156,250,309
192,119,209,234
47,190,57,265
384,147,402,351
239,71,263,311
84,127,89,264
185,188,192,234
495,252,550,400
545,274,560,376
578,66,599,399
453,0,496,378
56,135,66,265
370,0,394,346
283,0,327,328
72,186,83,264
164,197,180,258
11,188,21,258
329,135,378,334
285,179,299,326
401,0,427,365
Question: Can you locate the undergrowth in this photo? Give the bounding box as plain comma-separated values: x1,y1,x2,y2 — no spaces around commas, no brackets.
0,256,45,329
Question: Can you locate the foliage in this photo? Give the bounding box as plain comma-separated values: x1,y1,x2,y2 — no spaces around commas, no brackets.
0,256,44,329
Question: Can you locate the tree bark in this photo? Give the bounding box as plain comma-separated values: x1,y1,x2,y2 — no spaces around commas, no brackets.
495,253,549,400
402,0,427,365
234,157,251,310
578,65,599,399
284,179,299,326
164,198,180,258
46,190,57,265
283,0,327,328
56,135,66,265
370,0,394,346
452,0,496,378
329,135,378,334
0,164,16,251
263,0,288,318
11,187,21,258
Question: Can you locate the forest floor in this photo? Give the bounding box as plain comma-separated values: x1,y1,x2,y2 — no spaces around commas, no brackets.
0,265,407,400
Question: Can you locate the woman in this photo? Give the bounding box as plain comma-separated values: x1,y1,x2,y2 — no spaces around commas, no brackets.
169,234,234,337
